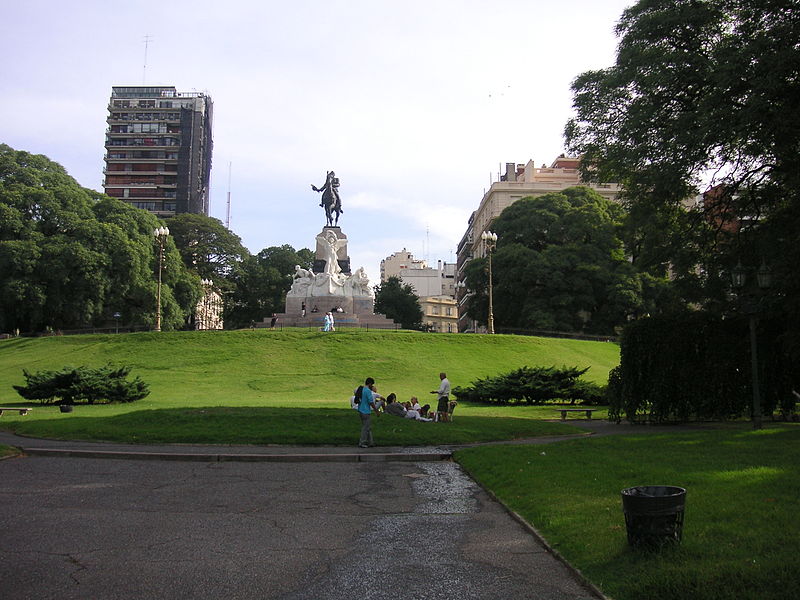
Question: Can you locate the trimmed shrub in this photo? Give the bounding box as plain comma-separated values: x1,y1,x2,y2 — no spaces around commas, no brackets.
13,365,150,405
453,366,598,405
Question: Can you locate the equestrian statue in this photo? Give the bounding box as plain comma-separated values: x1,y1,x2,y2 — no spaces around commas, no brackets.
311,170,343,227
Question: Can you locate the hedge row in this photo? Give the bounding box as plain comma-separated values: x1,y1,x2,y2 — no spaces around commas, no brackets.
453,366,604,405
609,313,795,423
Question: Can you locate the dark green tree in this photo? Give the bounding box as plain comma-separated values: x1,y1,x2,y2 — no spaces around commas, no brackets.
224,245,313,328
565,2,800,281
166,212,248,280
373,276,423,330
0,144,199,332
565,0,800,352
465,187,663,334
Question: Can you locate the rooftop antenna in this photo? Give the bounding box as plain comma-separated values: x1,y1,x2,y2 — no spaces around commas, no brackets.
225,161,232,229
426,225,430,265
142,34,153,84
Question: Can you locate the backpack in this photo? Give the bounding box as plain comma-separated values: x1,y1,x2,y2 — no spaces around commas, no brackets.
351,385,364,409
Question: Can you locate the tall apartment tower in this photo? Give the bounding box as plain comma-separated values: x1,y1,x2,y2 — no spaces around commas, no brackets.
103,86,213,216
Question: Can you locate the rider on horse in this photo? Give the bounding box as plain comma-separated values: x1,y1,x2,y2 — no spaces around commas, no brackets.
311,171,343,227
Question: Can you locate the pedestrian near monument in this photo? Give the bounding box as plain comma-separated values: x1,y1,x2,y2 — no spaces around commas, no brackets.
355,377,380,447
431,372,451,422
270,313,278,329
301,302,306,317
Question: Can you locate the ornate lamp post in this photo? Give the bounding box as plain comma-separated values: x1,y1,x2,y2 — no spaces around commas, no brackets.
153,226,170,332
731,261,773,430
481,231,498,334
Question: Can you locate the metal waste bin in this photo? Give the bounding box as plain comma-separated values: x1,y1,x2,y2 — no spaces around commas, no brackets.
621,485,686,548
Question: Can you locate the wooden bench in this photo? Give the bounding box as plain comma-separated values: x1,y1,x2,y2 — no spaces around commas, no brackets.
555,408,594,421
0,408,32,417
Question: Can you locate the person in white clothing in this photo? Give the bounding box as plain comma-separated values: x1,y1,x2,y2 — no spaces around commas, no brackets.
431,372,451,421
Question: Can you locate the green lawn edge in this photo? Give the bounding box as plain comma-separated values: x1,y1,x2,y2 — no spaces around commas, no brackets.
455,424,800,600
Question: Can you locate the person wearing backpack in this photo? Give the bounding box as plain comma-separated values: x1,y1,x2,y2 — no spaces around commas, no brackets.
355,377,380,448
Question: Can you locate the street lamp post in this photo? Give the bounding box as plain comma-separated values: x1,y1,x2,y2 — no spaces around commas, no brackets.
481,231,498,334
153,226,170,332
731,261,772,430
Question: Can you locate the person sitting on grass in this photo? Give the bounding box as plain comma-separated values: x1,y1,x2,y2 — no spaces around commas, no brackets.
384,393,407,418
370,384,385,412
404,399,433,422
410,397,430,417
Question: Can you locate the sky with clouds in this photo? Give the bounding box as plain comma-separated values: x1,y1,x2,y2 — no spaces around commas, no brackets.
1,0,633,280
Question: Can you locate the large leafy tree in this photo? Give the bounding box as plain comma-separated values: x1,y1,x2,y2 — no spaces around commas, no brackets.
166,212,248,281
465,187,666,334
373,276,423,330
565,0,800,348
565,1,800,276
225,245,313,328
0,144,199,332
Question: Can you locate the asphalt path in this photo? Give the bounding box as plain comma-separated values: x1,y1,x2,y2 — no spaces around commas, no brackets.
0,455,602,600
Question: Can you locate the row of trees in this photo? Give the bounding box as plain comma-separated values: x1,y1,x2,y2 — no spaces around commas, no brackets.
0,144,315,333
1,144,421,333
462,0,798,347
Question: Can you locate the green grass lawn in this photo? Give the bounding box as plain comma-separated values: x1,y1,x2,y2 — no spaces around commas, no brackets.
456,424,800,600
0,329,618,444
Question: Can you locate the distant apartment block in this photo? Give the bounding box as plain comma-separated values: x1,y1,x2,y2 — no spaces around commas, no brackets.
103,86,213,217
380,249,456,297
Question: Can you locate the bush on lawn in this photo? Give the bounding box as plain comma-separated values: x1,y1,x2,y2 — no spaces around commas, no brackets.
453,366,601,405
13,365,150,405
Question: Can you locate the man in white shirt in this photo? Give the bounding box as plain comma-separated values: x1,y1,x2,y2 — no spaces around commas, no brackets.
431,372,451,421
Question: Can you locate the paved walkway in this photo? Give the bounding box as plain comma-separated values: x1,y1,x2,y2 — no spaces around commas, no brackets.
0,420,719,599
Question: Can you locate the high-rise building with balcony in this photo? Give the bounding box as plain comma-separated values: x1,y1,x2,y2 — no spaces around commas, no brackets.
103,86,213,217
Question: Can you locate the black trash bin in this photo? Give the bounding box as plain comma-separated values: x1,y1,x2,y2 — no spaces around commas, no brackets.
621,485,686,548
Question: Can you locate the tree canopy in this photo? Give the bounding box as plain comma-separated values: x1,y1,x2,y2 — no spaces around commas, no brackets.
465,187,665,334
0,144,199,332
565,0,800,349
566,0,800,210
225,245,313,328
166,212,248,281
373,276,423,330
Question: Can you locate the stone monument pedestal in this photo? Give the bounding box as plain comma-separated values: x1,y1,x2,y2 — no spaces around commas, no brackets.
285,226,376,317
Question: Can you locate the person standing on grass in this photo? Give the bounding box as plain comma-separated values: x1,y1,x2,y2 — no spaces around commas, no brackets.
431,372,451,421
356,377,380,448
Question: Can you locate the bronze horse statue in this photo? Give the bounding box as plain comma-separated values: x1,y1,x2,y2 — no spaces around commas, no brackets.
311,171,342,227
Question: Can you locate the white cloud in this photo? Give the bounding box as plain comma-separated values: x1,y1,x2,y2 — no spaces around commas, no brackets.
2,0,632,283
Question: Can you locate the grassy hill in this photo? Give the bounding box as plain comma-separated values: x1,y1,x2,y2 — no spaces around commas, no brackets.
0,329,619,444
